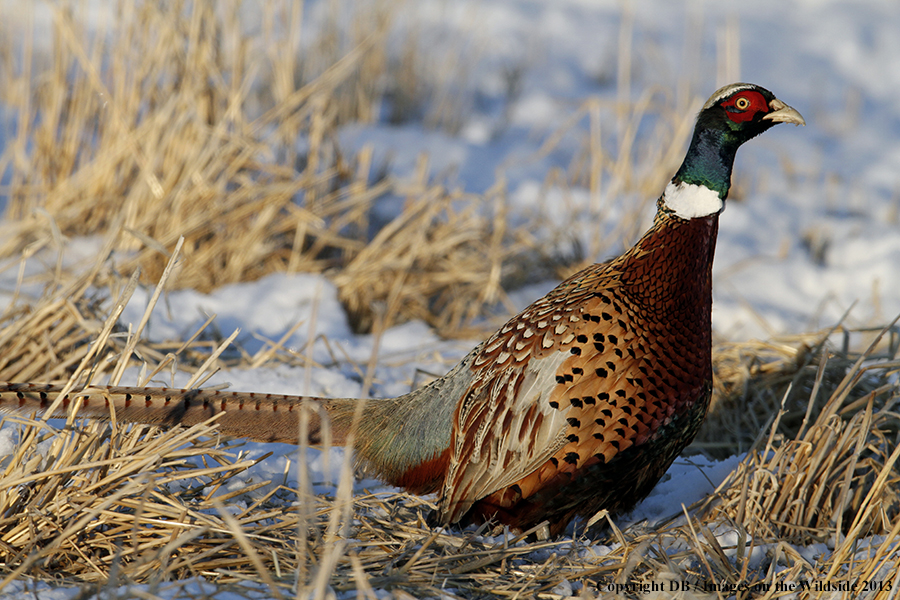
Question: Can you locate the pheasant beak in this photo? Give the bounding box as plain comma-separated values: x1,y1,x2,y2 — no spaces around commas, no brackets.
762,98,806,126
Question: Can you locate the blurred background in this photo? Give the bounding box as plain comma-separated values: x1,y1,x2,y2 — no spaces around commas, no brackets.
1,0,897,344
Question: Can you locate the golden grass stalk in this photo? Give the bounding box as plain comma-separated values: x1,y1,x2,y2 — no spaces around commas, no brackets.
2,251,898,596
700,323,898,458
1,243,899,597
701,322,900,545
0,1,739,339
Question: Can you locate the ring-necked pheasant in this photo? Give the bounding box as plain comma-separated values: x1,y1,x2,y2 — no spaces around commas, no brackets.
0,83,803,536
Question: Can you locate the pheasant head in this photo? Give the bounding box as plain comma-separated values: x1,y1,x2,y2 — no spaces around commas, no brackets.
666,83,805,219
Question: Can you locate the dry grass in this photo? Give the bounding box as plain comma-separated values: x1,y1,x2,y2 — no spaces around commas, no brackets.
0,317,898,598
0,416,287,586
0,0,393,287
0,245,898,598
701,323,900,543
700,324,900,459
1,1,898,598
0,0,707,339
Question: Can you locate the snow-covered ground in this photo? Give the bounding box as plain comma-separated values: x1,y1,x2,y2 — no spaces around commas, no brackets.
337,0,900,342
2,0,900,598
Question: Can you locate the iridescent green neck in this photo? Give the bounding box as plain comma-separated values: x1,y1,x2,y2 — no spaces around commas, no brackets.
673,127,743,199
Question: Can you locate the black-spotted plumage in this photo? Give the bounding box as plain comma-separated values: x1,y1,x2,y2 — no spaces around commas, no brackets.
0,83,804,536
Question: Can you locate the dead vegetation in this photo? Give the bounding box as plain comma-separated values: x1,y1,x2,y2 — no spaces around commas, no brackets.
0,0,702,338
0,266,898,598
702,325,900,542
701,325,900,459
0,214,897,599
0,1,899,598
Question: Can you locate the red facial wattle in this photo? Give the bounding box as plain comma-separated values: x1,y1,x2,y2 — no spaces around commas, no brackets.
721,90,768,123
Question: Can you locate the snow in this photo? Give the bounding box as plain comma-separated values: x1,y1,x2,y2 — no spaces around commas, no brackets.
621,455,743,527
2,0,900,597
120,272,356,365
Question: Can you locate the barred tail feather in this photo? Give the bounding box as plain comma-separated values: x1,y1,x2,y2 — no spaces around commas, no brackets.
0,382,356,445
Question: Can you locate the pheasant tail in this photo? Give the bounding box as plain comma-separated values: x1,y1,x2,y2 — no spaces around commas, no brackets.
0,369,462,495
0,382,351,444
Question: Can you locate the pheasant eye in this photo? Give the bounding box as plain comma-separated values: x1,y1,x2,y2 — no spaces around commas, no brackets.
734,96,750,110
